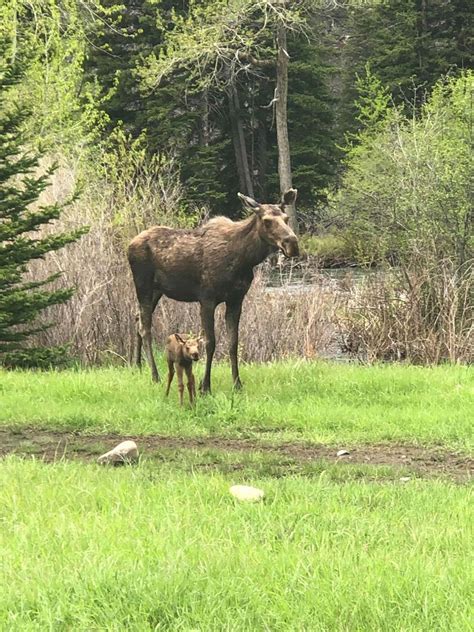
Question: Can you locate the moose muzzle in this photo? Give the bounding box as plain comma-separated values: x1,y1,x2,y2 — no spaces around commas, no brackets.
280,236,300,258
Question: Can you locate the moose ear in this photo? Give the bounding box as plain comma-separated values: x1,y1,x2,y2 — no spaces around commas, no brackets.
175,333,185,344
238,192,261,212
281,188,297,207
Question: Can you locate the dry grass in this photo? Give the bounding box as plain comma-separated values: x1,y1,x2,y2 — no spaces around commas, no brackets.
338,260,473,364
23,162,473,366
26,163,340,364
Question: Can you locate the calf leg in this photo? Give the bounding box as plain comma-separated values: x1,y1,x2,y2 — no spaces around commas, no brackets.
200,301,216,394
176,365,185,406
225,299,243,389
185,365,196,405
165,359,175,396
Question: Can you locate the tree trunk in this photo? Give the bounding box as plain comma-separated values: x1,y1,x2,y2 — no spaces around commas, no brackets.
275,21,297,232
256,119,268,199
200,88,210,146
228,85,254,197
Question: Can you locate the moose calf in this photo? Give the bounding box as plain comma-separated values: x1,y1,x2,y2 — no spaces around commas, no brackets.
165,334,200,406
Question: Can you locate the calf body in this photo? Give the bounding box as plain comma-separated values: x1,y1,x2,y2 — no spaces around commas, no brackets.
165,334,200,406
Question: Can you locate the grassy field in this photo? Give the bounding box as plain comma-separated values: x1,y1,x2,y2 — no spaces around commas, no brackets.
1,457,472,631
1,360,473,630
1,360,473,447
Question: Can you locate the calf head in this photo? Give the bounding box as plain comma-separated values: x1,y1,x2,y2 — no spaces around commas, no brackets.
175,334,200,361
238,189,299,257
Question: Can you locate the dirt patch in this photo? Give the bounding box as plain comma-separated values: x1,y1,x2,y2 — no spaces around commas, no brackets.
0,427,472,482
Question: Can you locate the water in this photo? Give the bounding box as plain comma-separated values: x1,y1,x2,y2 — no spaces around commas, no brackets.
265,260,374,293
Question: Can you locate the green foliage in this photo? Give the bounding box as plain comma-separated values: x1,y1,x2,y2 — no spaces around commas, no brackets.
0,58,87,367
0,0,117,155
299,232,355,266
338,71,474,266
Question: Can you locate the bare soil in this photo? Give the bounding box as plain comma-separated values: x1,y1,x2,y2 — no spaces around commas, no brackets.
1,427,472,482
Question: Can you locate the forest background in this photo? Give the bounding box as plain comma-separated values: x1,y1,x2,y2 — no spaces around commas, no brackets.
0,0,472,365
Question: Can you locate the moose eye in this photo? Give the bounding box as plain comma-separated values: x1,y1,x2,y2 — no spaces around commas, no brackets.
263,218,273,226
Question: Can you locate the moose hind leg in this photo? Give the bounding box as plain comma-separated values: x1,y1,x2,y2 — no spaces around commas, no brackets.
134,312,143,368
225,300,243,389
138,294,161,383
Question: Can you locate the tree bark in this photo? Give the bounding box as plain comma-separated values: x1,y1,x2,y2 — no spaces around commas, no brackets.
256,119,268,199
228,85,254,197
275,20,297,232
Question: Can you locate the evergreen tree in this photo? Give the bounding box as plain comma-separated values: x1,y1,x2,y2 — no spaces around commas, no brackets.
338,0,474,137
286,31,339,210
0,61,87,368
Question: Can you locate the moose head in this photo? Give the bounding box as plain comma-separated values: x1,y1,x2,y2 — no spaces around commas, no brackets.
237,188,299,258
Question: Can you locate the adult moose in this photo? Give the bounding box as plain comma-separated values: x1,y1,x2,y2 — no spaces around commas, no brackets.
128,189,299,393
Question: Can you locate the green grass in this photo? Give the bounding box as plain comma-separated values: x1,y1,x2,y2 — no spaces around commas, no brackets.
1,361,473,448
1,457,472,631
1,362,472,629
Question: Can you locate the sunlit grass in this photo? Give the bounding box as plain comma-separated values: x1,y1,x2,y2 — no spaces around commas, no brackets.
1,457,472,631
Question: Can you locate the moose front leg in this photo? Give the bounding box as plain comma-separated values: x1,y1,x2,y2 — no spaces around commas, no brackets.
225,299,243,389
200,301,216,395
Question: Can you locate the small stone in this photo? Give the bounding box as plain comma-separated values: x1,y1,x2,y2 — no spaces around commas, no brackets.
337,449,350,457
229,485,265,502
399,476,411,482
98,440,139,465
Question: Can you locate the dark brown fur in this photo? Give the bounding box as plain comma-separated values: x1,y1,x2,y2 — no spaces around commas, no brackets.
128,189,299,392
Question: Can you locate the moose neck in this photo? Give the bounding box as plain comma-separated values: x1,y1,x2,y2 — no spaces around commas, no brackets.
233,215,274,268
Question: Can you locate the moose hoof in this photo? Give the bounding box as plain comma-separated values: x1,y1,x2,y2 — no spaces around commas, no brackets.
199,381,211,395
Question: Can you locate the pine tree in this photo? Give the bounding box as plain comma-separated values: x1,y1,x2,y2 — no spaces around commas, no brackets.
338,0,474,137
0,61,87,368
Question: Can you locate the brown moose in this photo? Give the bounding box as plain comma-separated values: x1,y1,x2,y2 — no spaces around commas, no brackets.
165,333,200,406
128,189,299,393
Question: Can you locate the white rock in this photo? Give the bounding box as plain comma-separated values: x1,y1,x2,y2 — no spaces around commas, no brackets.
98,440,139,465
229,485,265,502
399,476,411,482
337,449,350,457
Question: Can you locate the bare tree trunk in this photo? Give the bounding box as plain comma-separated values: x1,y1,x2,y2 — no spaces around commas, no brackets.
256,119,268,199
275,21,297,232
228,86,254,197
200,88,210,146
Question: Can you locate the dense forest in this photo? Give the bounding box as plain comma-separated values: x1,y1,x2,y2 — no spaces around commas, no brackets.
1,0,473,365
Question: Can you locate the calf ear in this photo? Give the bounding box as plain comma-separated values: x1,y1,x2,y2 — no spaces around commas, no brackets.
175,333,185,344
281,188,297,207
238,192,262,214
